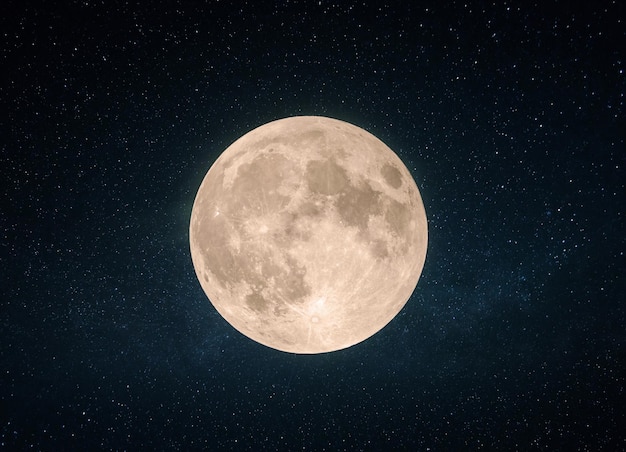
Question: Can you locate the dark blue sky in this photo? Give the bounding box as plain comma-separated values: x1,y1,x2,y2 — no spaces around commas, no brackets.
2,1,624,450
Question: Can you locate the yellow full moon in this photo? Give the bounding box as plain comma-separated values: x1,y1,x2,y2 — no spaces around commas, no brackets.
189,116,427,353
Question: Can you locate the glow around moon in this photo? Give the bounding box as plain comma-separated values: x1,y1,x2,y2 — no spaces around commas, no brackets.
189,116,427,353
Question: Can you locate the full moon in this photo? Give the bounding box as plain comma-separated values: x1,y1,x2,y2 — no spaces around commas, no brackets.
189,116,427,353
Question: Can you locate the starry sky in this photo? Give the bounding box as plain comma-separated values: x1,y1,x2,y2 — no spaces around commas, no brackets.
2,0,624,450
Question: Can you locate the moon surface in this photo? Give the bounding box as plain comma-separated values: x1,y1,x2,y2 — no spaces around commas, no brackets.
189,116,427,354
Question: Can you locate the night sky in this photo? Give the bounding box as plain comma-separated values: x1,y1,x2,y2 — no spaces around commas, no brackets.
2,0,625,450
